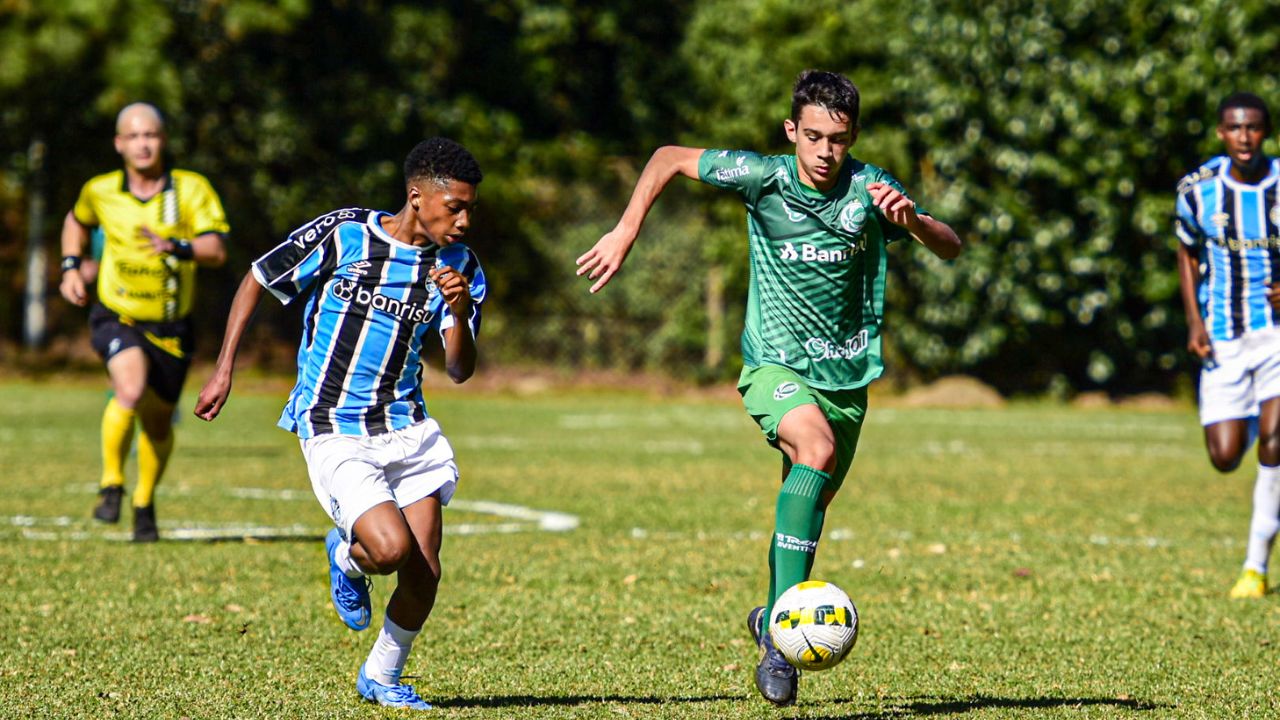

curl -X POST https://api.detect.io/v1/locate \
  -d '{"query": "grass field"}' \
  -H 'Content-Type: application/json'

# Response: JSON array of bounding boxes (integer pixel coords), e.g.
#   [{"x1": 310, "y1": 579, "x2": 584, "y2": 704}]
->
[{"x1": 2, "y1": 377, "x2": 1279, "y2": 719}]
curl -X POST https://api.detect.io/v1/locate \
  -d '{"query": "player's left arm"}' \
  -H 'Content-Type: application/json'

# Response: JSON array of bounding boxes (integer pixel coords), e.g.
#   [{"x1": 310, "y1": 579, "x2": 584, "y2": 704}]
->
[
  {"x1": 867, "y1": 182, "x2": 961, "y2": 259},
  {"x1": 140, "y1": 227, "x2": 227, "y2": 267},
  {"x1": 432, "y1": 265, "x2": 477, "y2": 384}
]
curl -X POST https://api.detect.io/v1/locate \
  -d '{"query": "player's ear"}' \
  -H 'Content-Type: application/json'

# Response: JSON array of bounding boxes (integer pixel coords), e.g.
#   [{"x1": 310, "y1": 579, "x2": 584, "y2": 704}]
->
[
  {"x1": 408, "y1": 186, "x2": 421, "y2": 212},
  {"x1": 783, "y1": 118, "x2": 798, "y2": 143}
]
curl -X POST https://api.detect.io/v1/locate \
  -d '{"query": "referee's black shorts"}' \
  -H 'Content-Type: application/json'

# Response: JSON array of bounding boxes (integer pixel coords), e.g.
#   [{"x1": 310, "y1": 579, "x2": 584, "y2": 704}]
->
[{"x1": 89, "y1": 304, "x2": 195, "y2": 405}]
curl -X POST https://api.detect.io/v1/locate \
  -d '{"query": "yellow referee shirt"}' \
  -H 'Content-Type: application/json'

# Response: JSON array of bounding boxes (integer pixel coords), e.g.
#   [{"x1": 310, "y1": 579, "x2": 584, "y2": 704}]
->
[{"x1": 73, "y1": 169, "x2": 229, "y2": 322}]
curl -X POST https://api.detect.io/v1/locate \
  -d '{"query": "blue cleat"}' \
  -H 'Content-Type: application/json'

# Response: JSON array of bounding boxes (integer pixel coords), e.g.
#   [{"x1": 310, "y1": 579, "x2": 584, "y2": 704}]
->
[
  {"x1": 357, "y1": 664, "x2": 433, "y2": 710},
  {"x1": 325, "y1": 528, "x2": 371, "y2": 631},
  {"x1": 747, "y1": 606, "x2": 798, "y2": 706}
]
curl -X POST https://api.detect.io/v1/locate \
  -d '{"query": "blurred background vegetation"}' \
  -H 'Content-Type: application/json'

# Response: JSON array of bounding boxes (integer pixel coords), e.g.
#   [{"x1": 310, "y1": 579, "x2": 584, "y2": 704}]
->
[{"x1": 3, "y1": 0, "x2": 1278, "y2": 396}]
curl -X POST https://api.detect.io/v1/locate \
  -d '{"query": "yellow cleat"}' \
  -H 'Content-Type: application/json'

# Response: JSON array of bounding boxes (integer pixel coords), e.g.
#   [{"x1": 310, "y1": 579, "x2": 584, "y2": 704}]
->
[{"x1": 1229, "y1": 569, "x2": 1268, "y2": 599}]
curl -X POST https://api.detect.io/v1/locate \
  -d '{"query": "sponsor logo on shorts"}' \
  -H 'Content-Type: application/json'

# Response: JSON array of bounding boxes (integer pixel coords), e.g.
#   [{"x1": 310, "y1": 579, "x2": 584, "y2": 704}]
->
[
  {"x1": 775, "y1": 532, "x2": 818, "y2": 554},
  {"x1": 773, "y1": 381, "x2": 800, "y2": 400},
  {"x1": 108, "y1": 338, "x2": 122, "y2": 357},
  {"x1": 330, "y1": 497, "x2": 345, "y2": 540},
  {"x1": 805, "y1": 330, "x2": 870, "y2": 362}
]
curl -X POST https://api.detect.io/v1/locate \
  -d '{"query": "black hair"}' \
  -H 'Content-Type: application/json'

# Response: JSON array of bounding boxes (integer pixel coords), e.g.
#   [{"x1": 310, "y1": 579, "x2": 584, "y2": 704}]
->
[
  {"x1": 403, "y1": 137, "x2": 483, "y2": 187},
  {"x1": 1217, "y1": 92, "x2": 1272, "y2": 132},
  {"x1": 791, "y1": 70, "x2": 860, "y2": 127}
]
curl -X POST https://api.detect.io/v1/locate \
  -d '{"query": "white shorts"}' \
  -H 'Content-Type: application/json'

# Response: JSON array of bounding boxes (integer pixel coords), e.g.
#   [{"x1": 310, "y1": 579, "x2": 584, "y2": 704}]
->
[
  {"x1": 300, "y1": 418, "x2": 458, "y2": 542},
  {"x1": 1199, "y1": 326, "x2": 1280, "y2": 426}
]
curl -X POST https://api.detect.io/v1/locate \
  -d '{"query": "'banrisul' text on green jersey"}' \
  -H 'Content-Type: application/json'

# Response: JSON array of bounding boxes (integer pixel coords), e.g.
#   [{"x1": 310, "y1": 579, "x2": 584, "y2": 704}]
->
[{"x1": 699, "y1": 150, "x2": 924, "y2": 390}]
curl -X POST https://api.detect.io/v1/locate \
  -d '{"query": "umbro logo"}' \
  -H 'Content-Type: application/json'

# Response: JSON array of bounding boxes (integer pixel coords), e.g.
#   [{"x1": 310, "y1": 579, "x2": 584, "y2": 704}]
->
[{"x1": 349, "y1": 260, "x2": 372, "y2": 276}]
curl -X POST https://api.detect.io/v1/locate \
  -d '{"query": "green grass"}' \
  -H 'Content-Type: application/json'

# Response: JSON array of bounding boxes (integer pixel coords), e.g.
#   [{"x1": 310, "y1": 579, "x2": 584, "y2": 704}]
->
[{"x1": 2, "y1": 378, "x2": 1279, "y2": 718}]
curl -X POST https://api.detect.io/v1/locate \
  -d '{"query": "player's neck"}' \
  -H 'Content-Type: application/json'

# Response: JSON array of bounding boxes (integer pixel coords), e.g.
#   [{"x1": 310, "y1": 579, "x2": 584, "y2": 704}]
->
[
  {"x1": 124, "y1": 165, "x2": 166, "y2": 199},
  {"x1": 1229, "y1": 156, "x2": 1271, "y2": 184},
  {"x1": 381, "y1": 207, "x2": 434, "y2": 248}
]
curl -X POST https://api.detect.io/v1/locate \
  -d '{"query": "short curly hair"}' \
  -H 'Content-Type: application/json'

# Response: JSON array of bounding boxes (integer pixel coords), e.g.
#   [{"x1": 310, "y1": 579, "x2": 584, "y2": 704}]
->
[{"x1": 403, "y1": 137, "x2": 483, "y2": 188}]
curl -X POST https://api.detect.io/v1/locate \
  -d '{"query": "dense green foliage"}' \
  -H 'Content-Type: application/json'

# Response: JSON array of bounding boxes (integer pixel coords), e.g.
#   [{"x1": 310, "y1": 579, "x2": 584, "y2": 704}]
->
[
  {"x1": 4, "y1": 1, "x2": 1279, "y2": 392},
  {"x1": 2, "y1": 380, "x2": 1277, "y2": 718}
]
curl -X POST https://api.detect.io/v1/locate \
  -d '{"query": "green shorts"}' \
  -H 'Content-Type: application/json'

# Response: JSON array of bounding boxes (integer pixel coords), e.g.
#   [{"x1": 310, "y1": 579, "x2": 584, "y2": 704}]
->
[{"x1": 737, "y1": 364, "x2": 868, "y2": 489}]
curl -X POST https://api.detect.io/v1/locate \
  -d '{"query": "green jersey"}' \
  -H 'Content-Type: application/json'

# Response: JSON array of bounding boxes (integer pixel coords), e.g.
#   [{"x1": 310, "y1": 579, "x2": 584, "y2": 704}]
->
[{"x1": 698, "y1": 150, "x2": 922, "y2": 390}]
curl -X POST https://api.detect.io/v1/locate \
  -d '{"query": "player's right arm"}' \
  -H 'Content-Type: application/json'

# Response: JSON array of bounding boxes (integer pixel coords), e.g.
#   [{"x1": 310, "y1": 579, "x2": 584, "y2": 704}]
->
[
  {"x1": 1174, "y1": 189, "x2": 1212, "y2": 361},
  {"x1": 194, "y1": 271, "x2": 265, "y2": 421},
  {"x1": 1176, "y1": 243, "x2": 1212, "y2": 361},
  {"x1": 58, "y1": 211, "x2": 92, "y2": 306},
  {"x1": 576, "y1": 145, "x2": 704, "y2": 293}
]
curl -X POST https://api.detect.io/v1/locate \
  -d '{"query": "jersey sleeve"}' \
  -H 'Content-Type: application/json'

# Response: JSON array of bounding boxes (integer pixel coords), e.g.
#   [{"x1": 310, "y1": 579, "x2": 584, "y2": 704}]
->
[
  {"x1": 1174, "y1": 188, "x2": 1203, "y2": 249},
  {"x1": 435, "y1": 244, "x2": 486, "y2": 340},
  {"x1": 71, "y1": 180, "x2": 99, "y2": 227},
  {"x1": 698, "y1": 150, "x2": 768, "y2": 205},
  {"x1": 251, "y1": 209, "x2": 353, "y2": 305},
  {"x1": 869, "y1": 166, "x2": 927, "y2": 244},
  {"x1": 185, "y1": 175, "x2": 231, "y2": 237}
]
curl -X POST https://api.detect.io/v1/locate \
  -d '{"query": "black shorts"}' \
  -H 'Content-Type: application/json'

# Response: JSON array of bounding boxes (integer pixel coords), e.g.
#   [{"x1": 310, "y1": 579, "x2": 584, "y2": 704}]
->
[{"x1": 88, "y1": 305, "x2": 194, "y2": 404}]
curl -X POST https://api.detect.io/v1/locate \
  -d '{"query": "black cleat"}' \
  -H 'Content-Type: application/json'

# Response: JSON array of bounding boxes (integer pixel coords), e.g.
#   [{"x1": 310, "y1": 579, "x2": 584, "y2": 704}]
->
[
  {"x1": 93, "y1": 486, "x2": 124, "y2": 523},
  {"x1": 132, "y1": 505, "x2": 159, "y2": 543},
  {"x1": 747, "y1": 606, "x2": 798, "y2": 706}
]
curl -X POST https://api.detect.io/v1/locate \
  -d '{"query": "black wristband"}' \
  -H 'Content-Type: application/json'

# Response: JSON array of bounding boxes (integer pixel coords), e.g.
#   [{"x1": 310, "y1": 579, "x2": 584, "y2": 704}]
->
[
  {"x1": 168, "y1": 238, "x2": 195, "y2": 260},
  {"x1": 60, "y1": 255, "x2": 82, "y2": 273}
]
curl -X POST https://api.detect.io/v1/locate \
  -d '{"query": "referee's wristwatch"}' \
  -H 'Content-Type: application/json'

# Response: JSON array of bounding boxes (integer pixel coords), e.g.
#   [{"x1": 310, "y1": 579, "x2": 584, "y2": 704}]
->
[{"x1": 60, "y1": 255, "x2": 82, "y2": 273}]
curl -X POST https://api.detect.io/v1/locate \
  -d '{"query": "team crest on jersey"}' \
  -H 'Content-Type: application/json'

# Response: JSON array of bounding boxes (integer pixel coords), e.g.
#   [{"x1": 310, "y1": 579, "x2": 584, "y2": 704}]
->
[
  {"x1": 773, "y1": 382, "x2": 800, "y2": 400},
  {"x1": 839, "y1": 200, "x2": 867, "y2": 234},
  {"x1": 782, "y1": 201, "x2": 806, "y2": 223},
  {"x1": 1211, "y1": 212, "x2": 1230, "y2": 228}
]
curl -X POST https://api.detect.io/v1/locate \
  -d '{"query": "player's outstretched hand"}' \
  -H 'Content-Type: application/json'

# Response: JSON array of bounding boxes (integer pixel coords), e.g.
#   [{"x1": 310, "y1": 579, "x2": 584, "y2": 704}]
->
[
  {"x1": 59, "y1": 269, "x2": 88, "y2": 307},
  {"x1": 430, "y1": 265, "x2": 472, "y2": 317},
  {"x1": 867, "y1": 182, "x2": 920, "y2": 230},
  {"x1": 575, "y1": 227, "x2": 635, "y2": 294},
  {"x1": 194, "y1": 372, "x2": 232, "y2": 422}
]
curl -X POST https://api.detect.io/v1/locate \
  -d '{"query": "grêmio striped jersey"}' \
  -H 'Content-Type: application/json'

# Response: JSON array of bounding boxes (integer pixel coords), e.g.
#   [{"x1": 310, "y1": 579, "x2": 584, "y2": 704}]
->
[
  {"x1": 1175, "y1": 155, "x2": 1280, "y2": 342},
  {"x1": 699, "y1": 150, "x2": 923, "y2": 390},
  {"x1": 252, "y1": 208, "x2": 486, "y2": 438}
]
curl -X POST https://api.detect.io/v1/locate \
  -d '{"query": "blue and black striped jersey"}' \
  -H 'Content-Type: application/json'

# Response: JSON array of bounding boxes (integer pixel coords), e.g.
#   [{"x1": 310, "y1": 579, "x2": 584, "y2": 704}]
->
[
  {"x1": 252, "y1": 208, "x2": 486, "y2": 438},
  {"x1": 1175, "y1": 156, "x2": 1280, "y2": 341}
]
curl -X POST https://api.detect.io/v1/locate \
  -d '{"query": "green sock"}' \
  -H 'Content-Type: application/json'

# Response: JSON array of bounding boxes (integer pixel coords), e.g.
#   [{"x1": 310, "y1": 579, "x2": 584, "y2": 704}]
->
[{"x1": 762, "y1": 464, "x2": 830, "y2": 632}]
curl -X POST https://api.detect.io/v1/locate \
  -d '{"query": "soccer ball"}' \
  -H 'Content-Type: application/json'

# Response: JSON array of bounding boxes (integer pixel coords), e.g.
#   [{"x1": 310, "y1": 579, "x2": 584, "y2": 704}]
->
[{"x1": 769, "y1": 580, "x2": 859, "y2": 671}]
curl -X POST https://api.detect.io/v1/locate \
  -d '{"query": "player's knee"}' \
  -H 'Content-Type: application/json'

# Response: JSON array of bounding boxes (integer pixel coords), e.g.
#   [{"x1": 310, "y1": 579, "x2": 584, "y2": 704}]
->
[
  {"x1": 1208, "y1": 446, "x2": 1242, "y2": 473},
  {"x1": 358, "y1": 534, "x2": 412, "y2": 575},
  {"x1": 1257, "y1": 435, "x2": 1280, "y2": 467},
  {"x1": 795, "y1": 439, "x2": 836, "y2": 475}
]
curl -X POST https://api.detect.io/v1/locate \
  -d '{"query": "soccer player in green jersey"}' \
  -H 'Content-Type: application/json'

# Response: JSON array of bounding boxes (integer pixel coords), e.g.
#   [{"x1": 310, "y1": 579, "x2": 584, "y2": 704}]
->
[{"x1": 577, "y1": 70, "x2": 961, "y2": 706}]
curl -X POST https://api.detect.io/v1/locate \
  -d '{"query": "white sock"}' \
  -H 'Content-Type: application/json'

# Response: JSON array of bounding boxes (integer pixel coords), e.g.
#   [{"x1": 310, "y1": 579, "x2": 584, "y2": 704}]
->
[
  {"x1": 1244, "y1": 464, "x2": 1280, "y2": 574},
  {"x1": 365, "y1": 616, "x2": 420, "y2": 686},
  {"x1": 334, "y1": 540, "x2": 366, "y2": 579}
]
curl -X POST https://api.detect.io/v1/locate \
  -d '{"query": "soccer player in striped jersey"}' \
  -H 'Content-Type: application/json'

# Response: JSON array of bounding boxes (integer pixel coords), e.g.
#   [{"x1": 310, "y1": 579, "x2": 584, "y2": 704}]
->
[
  {"x1": 1176, "y1": 93, "x2": 1280, "y2": 600},
  {"x1": 577, "y1": 70, "x2": 961, "y2": 705},
  {"x1": 195, "y1": 138, "x2": 485, "y2": 710}
]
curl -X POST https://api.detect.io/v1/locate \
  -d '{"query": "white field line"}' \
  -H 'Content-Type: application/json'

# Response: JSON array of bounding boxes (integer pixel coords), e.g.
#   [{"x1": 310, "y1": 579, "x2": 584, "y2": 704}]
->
[{"x1": 20, "y1": 487, "x2": 581, "y2": 542}]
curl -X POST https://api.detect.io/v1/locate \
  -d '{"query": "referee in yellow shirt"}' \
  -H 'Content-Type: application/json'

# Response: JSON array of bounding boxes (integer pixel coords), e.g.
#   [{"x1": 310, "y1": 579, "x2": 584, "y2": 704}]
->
[{"x1": 58, "y1": 102, "x2": 229, "y2": 542}]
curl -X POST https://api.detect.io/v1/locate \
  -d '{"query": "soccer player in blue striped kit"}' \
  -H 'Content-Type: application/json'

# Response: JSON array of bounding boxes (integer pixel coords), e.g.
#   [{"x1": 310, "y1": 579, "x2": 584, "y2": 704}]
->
[
  {"x1": 1176, "y1": 93, "x2": 1280, "y2": 599},
  {"x1": 195, "y1": 138, "x2": 485, "y2": 709}
]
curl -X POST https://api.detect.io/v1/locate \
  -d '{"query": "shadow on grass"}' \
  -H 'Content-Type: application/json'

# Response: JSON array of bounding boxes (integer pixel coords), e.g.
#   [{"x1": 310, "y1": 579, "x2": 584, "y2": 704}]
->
[
  {"x1": 435, "y1": 694, "x2": 743, "y2": 710},
  {"x1": 802, "y1": 694, "x2": 1162, "y2": 719}
]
